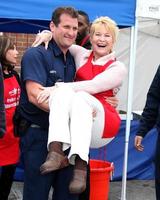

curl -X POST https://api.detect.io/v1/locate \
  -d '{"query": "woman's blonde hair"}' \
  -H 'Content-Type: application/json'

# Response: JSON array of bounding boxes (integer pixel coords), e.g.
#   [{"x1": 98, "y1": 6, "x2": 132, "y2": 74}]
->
[{"x1": 90, "y1": 16, "x2": 119, "y2": 43}]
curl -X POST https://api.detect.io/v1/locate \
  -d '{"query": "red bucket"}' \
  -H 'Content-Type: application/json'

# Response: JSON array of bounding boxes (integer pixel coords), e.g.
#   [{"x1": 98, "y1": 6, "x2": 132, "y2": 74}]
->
[{"x1": 89, "y1": 159, "x2": 114, "y2": 200}]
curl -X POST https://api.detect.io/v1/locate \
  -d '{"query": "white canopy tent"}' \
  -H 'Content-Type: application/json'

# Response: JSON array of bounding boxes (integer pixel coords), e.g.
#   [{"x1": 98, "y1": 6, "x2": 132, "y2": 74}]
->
[
  {"x1": 0, "y1": 1, "x2": 137, "y2": 199},
  {"x1": 1, "y1": 0, "x2": 159, "y2": 199},
  {"x1": 120, "y1": 1, "x2": 160, "y2": 199},
  {"x1": 117, "y1": 2, "x2": 160, "y2": 112}
]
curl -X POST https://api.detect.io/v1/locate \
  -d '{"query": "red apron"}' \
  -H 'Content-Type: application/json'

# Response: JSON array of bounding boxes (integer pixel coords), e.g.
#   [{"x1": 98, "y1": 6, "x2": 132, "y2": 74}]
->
[
  {"x1": 0, "y1": 75, "x2": 20, "y2": 166},
  {"x1": 76, "y1": 52, "x2": 121, "y2": 138}
]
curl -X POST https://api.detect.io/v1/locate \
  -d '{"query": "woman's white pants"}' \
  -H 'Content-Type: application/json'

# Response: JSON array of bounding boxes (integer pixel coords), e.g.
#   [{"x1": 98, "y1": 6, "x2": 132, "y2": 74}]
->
[{"x1": 48, "y1": 86, "x2": 114, "y2": 164}]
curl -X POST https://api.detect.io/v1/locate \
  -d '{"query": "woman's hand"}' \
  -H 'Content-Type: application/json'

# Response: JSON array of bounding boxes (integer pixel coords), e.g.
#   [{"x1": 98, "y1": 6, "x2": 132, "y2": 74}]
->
[
  {"x1": 37, "y1": 86, "x2": 55, "y2": 104},
  {"x1": 105, "y1": 96, "x2": 119, "y2": 108},
  {"x1": 32, "y1": 30, "x2": 52, "y2": 49},
  {"x1": 134, "y1": 136, "x2": 144, "y2": 151}
]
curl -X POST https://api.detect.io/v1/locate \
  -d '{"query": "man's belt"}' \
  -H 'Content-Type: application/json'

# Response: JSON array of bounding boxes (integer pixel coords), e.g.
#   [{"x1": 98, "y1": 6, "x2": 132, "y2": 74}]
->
[{"x1": 30, "y1": 124, "x2": 41, "y2": 128}]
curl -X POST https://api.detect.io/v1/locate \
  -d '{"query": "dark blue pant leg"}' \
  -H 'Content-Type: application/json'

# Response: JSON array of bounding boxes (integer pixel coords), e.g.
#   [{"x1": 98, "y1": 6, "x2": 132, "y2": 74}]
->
[
  {"x1": 0, "y1": 164, "x2": 17, "y2": 199},
  {"x1": 21, "y1": 127, "x2": 54, "y2": 200},
  {"x1": 79, "y1": 163, "x2": 90, "y2": 200},
  {"x1": 21, "y1": 127, "x2": 79, "y2": 200},
  {"x1": 52, "y1": 150, "x2": 79, "y2": 200},
  {"x1": 155, "y1": 133, "x2": 160, "y2": 200}
]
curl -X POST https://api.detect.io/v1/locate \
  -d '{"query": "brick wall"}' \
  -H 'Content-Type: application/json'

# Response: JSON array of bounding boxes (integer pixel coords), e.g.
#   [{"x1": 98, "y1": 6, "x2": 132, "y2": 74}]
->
[{"x1": 4, "y1": 32, "x2": 36, "y2": 72}]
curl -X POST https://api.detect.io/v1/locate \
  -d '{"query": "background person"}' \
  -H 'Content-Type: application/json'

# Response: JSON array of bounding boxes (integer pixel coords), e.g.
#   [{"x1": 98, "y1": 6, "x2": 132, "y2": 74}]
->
[
  {"x1": 19, "y1": 7, "x2": 80, "y2": 200},
  {"x1": 36, "y1": 16, "x2": 127, "y2": 194},
  {"x1": 135, "y1": 65, "x2": 160, "y2": 200},
  {"x1": 0, "y1": 35, "x2": 20, "y2": 200},
  {"x1": 76, "y1": 10, "x2": 91, "y2": 49},
  {"x1": 0, "y1": 63, "x2": 6, "y2": 138}
]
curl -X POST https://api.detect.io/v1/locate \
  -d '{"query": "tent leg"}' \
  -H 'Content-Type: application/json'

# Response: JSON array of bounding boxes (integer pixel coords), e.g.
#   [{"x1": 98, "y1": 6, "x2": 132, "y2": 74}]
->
[{"x1": 121, "y1": 17, "x2": 139, "y2": 200}]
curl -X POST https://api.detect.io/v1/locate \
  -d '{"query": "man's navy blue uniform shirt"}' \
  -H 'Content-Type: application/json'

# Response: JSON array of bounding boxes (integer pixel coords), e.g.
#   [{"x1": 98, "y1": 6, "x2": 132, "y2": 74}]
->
[{"x1": 20, "y1": 39, "x2": 76, "y2": 129}]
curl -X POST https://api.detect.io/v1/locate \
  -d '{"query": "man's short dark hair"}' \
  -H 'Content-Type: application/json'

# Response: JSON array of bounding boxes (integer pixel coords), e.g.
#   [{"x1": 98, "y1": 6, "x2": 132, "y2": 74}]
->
[
  {"x1": 78, "y1": 10, "x2": 90, "y2": 25},
  {"x1": 52, "y1": 7, "x2": 79, "y2": 26}
]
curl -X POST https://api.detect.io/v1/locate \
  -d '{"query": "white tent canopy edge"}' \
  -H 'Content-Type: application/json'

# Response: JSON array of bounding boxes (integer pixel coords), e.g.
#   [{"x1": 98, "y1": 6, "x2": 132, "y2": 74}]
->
[{"x1": 121, "y1": 1, "x2": 160, "y2": 199}]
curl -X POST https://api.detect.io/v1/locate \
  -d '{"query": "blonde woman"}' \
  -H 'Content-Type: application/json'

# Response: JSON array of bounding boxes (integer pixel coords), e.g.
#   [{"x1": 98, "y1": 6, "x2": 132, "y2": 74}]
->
[{"x1": 35, "y1": 16, "x2": 127, "y2": 194}]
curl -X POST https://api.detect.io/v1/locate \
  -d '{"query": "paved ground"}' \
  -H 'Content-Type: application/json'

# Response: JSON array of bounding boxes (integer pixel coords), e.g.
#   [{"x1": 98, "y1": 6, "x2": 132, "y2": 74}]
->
[
  {"x1": 9, "y1": 180, "x2": 155, "y2": 200},
  {"x1": 109, "y1": 180, "x2": 155, "y2": 200}
]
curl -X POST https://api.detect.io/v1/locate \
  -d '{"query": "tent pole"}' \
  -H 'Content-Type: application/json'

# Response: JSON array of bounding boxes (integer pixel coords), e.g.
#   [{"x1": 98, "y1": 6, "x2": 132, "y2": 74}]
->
[{"x1": 121, "y1": 16, "x2": 139, "y2": 200}]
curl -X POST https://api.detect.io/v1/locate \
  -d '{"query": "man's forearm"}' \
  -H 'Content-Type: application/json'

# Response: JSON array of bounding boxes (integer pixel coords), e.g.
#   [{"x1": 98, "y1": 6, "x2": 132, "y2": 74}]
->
[
  {"x1": 30, "y1": 96, "x2": 49, "y2": 112},
  {"x1": 26, "y1": 81, "x2": 50, "y2": 112}
]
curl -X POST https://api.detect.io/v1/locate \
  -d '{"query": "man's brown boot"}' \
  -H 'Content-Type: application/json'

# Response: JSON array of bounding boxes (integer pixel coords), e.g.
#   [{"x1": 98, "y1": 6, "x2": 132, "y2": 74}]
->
[
  {"x1": 69, "y1": 155, "x2": 87, "y2": 194},
  {"x1": 40, "y1": 142, "x2": 69, "y2": 174}
]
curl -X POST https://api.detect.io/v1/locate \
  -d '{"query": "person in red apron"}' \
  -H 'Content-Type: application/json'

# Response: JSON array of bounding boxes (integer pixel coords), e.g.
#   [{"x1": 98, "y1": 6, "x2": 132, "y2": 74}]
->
[
  {"x1": 76, "y1": 10, "x2": 91, "y2": 50},
  {"x1": 0, "y1": 36, "x2": 20, "y2": 200},
  {"x1": 0, "y1": 64, "x2": 6, "y2": 138},
  {"x1": 35, "y1": 16, "x2": 127, "y2": 194}
]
